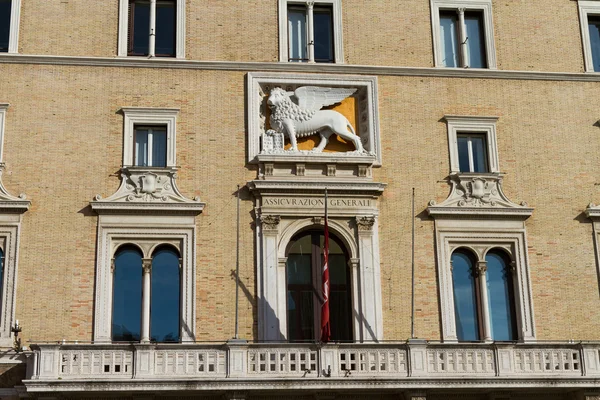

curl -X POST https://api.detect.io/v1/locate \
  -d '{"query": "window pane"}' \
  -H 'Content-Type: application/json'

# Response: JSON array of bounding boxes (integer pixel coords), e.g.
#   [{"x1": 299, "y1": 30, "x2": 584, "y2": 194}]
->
[
  {"x1": 470, "y1": 135, "x2": 488, "y2": 173},
  {"x1": 155, "y1": 0, "x2": 176, "y2": 57},
  {"x1": 465, "y1": 11, "x2": 487, "y2": 68},
  {"x1": 589, "y1": 16, "x2": 600, "y2": 72},
  {"x1": 457, "y1": 136, "x2": 471, "y2": 172},
  {"x1": 451, "y1": 250, "x2": 480, "y2": 341},
  {"x1": 0, "y1": 0, "x2": 10, "y2": 52},
  {"x1": 329, "y1": 253, "x2": 351, "y2": 341},
  {"x1": 151, "y1": 128, "x2": 167, "y2": 167},
  {"x1": 485, "y1": 251, "x2": 518, "y2": 341},
  {"x1": 151, "y1": 247, "x2": 180, "y2": 342},
  {"x1": 112, "y1": 247, "x2": 142, "y2": 342},
  {"x1": 440, "y1": 11, "x2": 459, "y2": 67},
  {"x1": 131, "y1": 0, "x2": 150, "y2": 55},
  {"x1": 287, "y1": 254, "x2": 311, "y2": 285},
  {"x1": 135, "y1": 128, "x2": 149, "y2": 166},
  {"x1": 288, "y1": 7, "x2": 307, "y2": 61},
  {"x1": 314, "y1": 7, "x2": 334, "y2": 63}
]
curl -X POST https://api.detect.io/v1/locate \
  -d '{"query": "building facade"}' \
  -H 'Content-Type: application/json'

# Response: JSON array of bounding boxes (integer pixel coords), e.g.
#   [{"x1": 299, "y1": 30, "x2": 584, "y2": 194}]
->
[{"x1": 0, "y1": 0, "x2": 600, "y2": 399}]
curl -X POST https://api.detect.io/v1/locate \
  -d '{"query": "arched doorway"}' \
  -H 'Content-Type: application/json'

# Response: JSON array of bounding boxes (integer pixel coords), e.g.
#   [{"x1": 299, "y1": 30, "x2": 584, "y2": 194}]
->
[{"x1": 285, "y1": 230, "x2": 352, "y2": 342}]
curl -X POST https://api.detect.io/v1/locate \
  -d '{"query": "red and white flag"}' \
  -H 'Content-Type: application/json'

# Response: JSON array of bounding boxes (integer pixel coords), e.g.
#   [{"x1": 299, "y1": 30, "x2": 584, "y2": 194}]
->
[{"x1": 321, "y1": 189, "x2": 331, "y2": 343}]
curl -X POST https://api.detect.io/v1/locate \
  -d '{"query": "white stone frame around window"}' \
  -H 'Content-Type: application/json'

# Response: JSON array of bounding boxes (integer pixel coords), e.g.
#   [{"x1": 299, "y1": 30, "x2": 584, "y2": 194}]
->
[
  {"x1": 117, "y1": 0, "x2": 186, "y2": 59},
  {"x1": 121, "y1": 108, "x2": 178, "y2": 167},
  {"x1": 278, "y1": 0, "x2": 344, "y2": 63},
  {"x1": 430, "y1": 0, "x2": 497, "y2": 69},
  {"x1": 444, "y1": 115, "x2": 499, "y2": 174},
  {"x1": 3, "y1": 0, "x2": 21, "y2": 54},
  {"x1": 93, "y1": 216, "x2": 197, "y2": 343},
  {"x1": 578, "y1": 1, "x2": 600, "y2": 72},
  {"x1": 435, "y1": 221, "x2": 536, "y2": 343}
]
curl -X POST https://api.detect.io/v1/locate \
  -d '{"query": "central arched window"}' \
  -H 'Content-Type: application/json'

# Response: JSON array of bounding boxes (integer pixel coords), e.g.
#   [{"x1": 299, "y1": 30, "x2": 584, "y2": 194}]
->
[
  {"x1": 286, "y1": 230, "x2": 352, "y2": 342},
  {"x1": 112, "y1": 244, "x2": 181, "y2": 342}
]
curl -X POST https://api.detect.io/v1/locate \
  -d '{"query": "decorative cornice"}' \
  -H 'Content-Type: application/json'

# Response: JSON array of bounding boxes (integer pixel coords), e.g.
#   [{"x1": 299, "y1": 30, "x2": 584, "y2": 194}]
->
[
  {"x1": 90, "y1": 167, "x2": 205, "y2": 215},
  {"x1": 249, "y1": 180, "x2": 386, "y2": 196},
  {"x1": 0, "y1": 163, "x2": 30, "y2": 214},
  {"x1": 428, "y1": 173, "x2": 533, "y2": 218},
  {"x1": 1, "y1": 54, "x2": 600, "y2": 82}
]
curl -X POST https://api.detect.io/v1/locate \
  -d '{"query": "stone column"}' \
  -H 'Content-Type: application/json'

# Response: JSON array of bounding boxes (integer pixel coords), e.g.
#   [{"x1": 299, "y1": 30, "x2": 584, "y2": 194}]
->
[
  {"x1": 149, "y1": 0, "x2": 157, "y2": 57},
  {"x1": 348, "y1": 257, "x2": 361, "y2": 341},
  {"x1": 458, "y1": 8, "x2": 468, "y2": 67},
  {"x1": 356, "y1": 216, "x2": 383, "y2": 342},
  {"x1": 259, "y1": 215, "x2": 283, "y2": 341},
  {"x1": 307, "y1": 1, "x2": 315, "y2": 63},
  {"x1": 476, "y1": 260, "x2": 492, "y2": 342},
  {"x1": 141, "y1": 258, "x2": 152, "y2": 343}
]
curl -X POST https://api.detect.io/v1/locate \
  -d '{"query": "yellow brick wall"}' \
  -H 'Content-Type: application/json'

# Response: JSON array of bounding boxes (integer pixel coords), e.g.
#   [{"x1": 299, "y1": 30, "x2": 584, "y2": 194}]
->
[{"x1": 1, "y1": 61, "x2": 600, "y2": 343}]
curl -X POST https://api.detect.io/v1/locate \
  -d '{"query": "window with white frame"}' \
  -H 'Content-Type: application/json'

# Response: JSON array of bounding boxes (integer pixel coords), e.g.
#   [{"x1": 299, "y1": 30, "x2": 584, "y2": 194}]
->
[
  {"x1": 0, "y1": 0, "x2": 21, "y2": 53},
  {"x1": 444, "y1": 115, "x2": 499, "y2": 174},
  {"x1": 118, "y1": 0, "x2": 185, "y2": 58},
  {"x1": 278, "y1": 0, "x2": 344, "y2": 63},
  {"x1": 122, "y1": 108, "x2": 178, "y2": 167},
  {"x1": 578, "y1": 1, "x2": 600, "y2": 72},
  {"x1": 430, "y1": 0, "x2": 496, "y2": 69}
]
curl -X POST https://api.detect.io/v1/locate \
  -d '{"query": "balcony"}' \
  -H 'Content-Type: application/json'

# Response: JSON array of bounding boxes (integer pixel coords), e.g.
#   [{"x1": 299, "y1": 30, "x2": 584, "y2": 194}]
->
[{"x1": 22, "y1": 341, "x2": 600, "y2": 395}]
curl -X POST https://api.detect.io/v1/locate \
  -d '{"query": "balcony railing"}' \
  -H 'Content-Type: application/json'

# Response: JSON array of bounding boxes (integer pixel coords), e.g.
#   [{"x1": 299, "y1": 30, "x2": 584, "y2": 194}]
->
[{"x1": 22, "y1": 341, "x2": 600, "y2": 393}]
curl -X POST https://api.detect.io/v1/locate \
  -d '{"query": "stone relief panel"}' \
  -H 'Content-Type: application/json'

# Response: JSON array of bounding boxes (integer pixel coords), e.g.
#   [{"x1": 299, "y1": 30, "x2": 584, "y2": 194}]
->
[{"x1": 247, "y1": 73, "x2": 381, "y2": 165}]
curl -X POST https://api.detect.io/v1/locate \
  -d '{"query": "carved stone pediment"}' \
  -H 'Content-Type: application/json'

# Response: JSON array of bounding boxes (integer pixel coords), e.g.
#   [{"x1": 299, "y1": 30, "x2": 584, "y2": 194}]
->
[
  {"x1": 427, "y1": 173, "x2": 533, "y2": 218},
  {"x1": 90, "y1": 167, "x2": 204, "y2": 215},
  {"x1": 0, "y1": 163, "x2": 30, "y2": 214}
]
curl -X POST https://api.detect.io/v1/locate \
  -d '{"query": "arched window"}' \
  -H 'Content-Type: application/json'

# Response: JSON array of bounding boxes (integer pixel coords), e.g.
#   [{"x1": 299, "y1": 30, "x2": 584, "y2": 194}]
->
[
  {"x1": 451, "y1": 249, "x2": 481, "y2": 341},
  {"x1": 150, "y1": 246, "x2": 180, "y2": 342},
  {"x1": 485, "y1": 249, "x2": 518, "y2": 341},
  {"x1": 286, "y1": 230, "x2": 352, "y2": 342},
  {"x1": 112, "y1": 246, "x2": 143, "y2": 342}
]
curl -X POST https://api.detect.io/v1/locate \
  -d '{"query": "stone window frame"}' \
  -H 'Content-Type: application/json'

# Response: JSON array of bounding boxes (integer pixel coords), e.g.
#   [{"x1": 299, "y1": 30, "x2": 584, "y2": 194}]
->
[
  {"x1": 436, "y1": 227, "x2": 536, "y2": 343},
  {"x1": 278, "y1": 0, "x2": 345, "y2": 63},
  {"x1": 2, "y1": 0, "x2": 21, "y2": 53},
  {"x1": 430, "y1": 0, "x2": 497, "y2": 69},
  {"x1": 93, "y1": 221, "x2": 197, "y2": 343},
  {"x1": 444, "y1": 115, "x2": 500, "y2": 174},
  {"x1": 117, "y1": 0, "x2": 186, "y2": 59},
  {"x1": 121, "y1": 108, "x2": 179, "y2": 168},
  {"x1": 578, "y1": 1, "x2": 600, "y2": 72}
]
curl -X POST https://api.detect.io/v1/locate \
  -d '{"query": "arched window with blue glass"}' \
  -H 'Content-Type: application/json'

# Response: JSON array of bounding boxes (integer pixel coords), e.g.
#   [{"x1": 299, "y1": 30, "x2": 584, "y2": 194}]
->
[
  {"x1": 112, "y1": 245, "x2": 143, "y2": 342},
  {"x1": 485, "y1": 249, "x2": 518, "y2": 341},
  {"x1": 150, "y1": 245, "x2": 181, "y2": 342},
  {"x1": 451, "y1": 248, "x2": 481, "y2": 341}
]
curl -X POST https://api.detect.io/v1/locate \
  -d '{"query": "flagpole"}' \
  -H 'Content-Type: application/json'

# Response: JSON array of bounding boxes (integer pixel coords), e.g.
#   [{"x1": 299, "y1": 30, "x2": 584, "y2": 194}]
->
[
  {"x1": 234, "y1": 184, "x2": 241, "y2": 340},
  {"x1": 411, "y1": 187, "x2": 415, "y2": 339},
  {"x1": 321, "y1": 187, "x2": 331, "y2": 343}
]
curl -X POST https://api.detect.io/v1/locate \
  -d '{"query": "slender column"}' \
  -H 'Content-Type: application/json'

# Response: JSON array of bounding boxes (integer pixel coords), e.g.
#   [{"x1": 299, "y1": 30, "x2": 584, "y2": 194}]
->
[
  {"x1": 141, "y1": 258, "x2": 152, "y2": 343},
  {"x1": 258, "y1": 215, "x2": 283, "y2": 341},
  {"x1": 457, "y1": 8, "x2": 468, "y2": 67},
  {"x1": 149, "y1": 0, "x2": 157, "y2": 57},
  {"x1": 307, "y1": 1, "x2": 315, "y2": 63},
  {"x1": 476, "y1": 260, "x2": 492, "y2": 342}
]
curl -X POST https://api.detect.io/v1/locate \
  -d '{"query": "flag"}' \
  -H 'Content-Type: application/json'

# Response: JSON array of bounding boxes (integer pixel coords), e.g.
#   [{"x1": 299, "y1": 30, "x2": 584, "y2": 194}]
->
[{"x1": 321, "y1": 189, "x2": 331, "y2": 343}]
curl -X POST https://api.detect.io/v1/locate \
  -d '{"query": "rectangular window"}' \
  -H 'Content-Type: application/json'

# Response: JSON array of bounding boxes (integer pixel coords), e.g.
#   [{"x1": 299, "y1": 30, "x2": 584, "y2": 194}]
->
[
  {"x1": 279, "y1": 0, "x2": 343, "y2": 63},
  {"x1": 0, "y1": 0, "x2": 10, "y2": 52},
  {"x1": 457, "y1": 133, "x2": 488, "y2": 173},
  {"x1": 122, "y1": 0, "x2": 180, "y2": 58},
  {"x1": 588, "y1": 16, "x2": 600, "y2": 71},
  {"x1": 431, "y1": 0, "x2": 496, "y2": 68},
  {"x1": 134, "y1": 126, "x2": 167, "y2": 167}
]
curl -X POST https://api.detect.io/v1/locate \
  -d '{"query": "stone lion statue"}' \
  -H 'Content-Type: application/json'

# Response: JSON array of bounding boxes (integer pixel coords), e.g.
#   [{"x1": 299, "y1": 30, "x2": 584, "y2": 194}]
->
[{"x1": 266, "y1": 86, "x2": 364, "y2": 153}]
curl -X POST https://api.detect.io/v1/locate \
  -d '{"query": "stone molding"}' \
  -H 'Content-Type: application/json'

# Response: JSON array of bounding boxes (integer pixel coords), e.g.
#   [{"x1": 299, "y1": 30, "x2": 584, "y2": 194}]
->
[
  {"x1": 6, "y1": 0, "x2": 21, "y2": 54},
  {"x1": 428, "y1": 173, "x2": 534, "y2": 218},
  {"x1": 247, "y1": 72, "x2": 381, "y2": 165},
  {"x1": 444, "y1": 115, "x2": 500, "y2": 174},
  {"x1": 578, "y1": 1, "x2": 600, "y2": 72},
  {"x1": 3, "y1": 54, "x2": 600, "y2": 82},
  {"x1": 90, "y1": 167, "x2": 205, "y2": 215}
]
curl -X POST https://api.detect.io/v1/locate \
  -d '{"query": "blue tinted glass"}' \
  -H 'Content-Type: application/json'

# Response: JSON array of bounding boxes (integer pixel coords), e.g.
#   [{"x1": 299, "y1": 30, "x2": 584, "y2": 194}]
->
[
  {"x1": 457, "y1": 136, "x2": 470, "y2": 172},
  {"x1": 287, "y1": 254, "x2": 311, "y2": 284},
  {"x1": 132, "y1": 1, "x2": 150, "y2": 55},
  {"x1": 112, "y1": 247, "x2": 142, "y2": 341},
  {"x1": 151, "y1": 128, "x2": 167, "y2": 167},
  {"x1": 151, "y1": 247, "x2": 180, "y2": 342},
  {"x1": 589, "y1": 17, "x2": 600, "y2": 72},
  {"x1": 0, "y1": 0, "x2": 10, "y2": 52},
  {"x1": 485, "y1": 251, "x2": 517, "y2": 341},
  {"x1": 451, "y1": 251, "x2": 480, "y2": 341},
  {"x1": 470, "y1": 135, "x2": 488, "y2": 173},
  {"x1": 135, "y1": 129, "x2": 149, "y2": 166},
  {"x1": 440, "y1": 11, "x2": 459, "y2": 67},
  {"x1": 288, "y1": 8, "x2": 307, "y2": 61},
  {"x1": 314, "y1": 8, "x2": 334, "y2": 63},
  {"x1": 465, "y1": 11, "x2": 487, "y2": 68},
  {"x1": 155, "y1": 1, "x2": 175, "y2": 56}
]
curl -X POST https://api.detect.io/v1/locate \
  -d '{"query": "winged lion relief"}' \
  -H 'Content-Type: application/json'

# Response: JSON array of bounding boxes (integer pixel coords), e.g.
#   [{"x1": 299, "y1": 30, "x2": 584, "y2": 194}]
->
[{"x1": 263, "y1": 86, "x2": 365, "y2": 154}]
